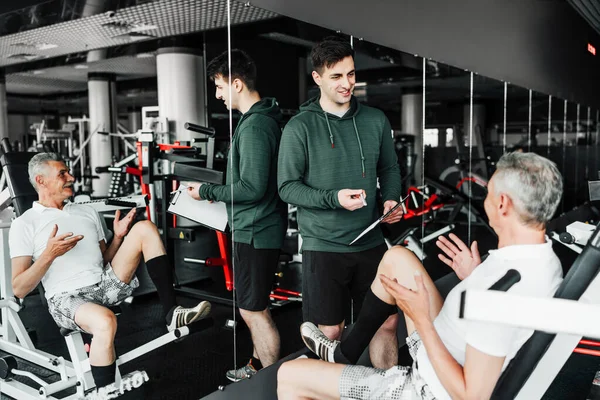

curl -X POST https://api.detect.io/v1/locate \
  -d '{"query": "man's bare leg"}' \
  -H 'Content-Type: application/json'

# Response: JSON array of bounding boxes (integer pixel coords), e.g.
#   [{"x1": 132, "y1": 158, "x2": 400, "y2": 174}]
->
[
  {"x1": 75, "y1": 303, "x2": 118, "y2": 387},
  {"x1": 319, "y1": 321, "x2": 345, "y2": 341},
  {"x1": 240, "y1": 308, "x2": 280, "y2": 367},
  {"x1": 369, "y1": 313, "x2": 398, "y2": 368},
  {"x1": 372, "y1": 246, "x2": 444, "y2": 335},
  {"x1": 277, "y1": 359, "x2": 345, "y2": 400},
  {"x1": 109, "y1": 220, "x2": 165, "y2": 283}
]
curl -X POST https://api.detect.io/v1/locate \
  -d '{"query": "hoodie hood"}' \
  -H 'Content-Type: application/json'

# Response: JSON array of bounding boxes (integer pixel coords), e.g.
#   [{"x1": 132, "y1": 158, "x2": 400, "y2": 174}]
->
[
  {"x1": 298, "y1": 95, "x2": 366, "y2": 177},
  {"x1": 241, "y1": 97, "x2": 284, "y2": 125},
  {"x1": 299, "y1": 95, "x2": 360, "y2": 118}
]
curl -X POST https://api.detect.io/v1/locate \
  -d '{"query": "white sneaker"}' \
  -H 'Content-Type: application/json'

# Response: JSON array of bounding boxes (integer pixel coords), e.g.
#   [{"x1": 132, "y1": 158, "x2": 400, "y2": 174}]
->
[
  {"x1": 167, "y1": 301, "x2": 211, "y2": 332},
  {"x1": 300, "y1": 322, "x2": 340, "y2": 363}
]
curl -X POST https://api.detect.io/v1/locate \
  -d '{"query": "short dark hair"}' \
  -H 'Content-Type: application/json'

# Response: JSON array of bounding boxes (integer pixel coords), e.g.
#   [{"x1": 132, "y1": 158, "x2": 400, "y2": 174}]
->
[
  {"x1": 311, "y1": 36, "x2": 355, "y2": 74},
  {"x1": 206, "y1": 49, "x2": 257, "y2": 92}
]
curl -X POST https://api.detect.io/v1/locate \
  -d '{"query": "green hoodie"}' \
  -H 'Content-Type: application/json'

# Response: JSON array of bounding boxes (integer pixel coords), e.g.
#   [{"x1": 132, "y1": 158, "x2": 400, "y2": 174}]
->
[
  {"x1": 199, "y1": 97, "x2": 287, "y2": 249},
  {"x1": 278, "y1": 96, "x2": 401, "y2": 253}
]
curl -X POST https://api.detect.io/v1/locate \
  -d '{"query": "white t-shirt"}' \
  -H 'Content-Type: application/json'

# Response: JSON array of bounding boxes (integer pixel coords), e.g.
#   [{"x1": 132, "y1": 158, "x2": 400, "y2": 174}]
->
[
  {"x1": 9, "y1": 202, "x2": 107, "y2": 299},
  {"x1": 417, "y1": 237, "x2": 563, "y2": 400}
]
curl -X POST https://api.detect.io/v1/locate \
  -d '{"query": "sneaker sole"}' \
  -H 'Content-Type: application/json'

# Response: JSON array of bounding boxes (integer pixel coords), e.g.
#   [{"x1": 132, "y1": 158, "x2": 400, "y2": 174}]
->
[
  {"x1": 225, "y1": 374, "x2": 241, "y2": 383},
  {"x1": 187, "y1": 301, "x2": 211, "y2": 325}
]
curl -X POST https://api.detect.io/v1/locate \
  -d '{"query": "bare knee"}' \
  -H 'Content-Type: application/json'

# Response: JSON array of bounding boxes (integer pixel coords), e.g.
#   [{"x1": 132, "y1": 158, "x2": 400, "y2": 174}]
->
[
  {"x1": 378, "y1": 247, "x2": 427, "y2": 282},
  {"x1": 320, "y1": 324, "x2": 343, "y2": 340},
  {"x1": 89, "y1": 310, "x2": 117, "y2": 340},
  {"x1": 129, "y1": 220, "x2": 158, "y2": 239},
  {"x1": 277, "y1": 361, "x2": 300, "y2": 398}
]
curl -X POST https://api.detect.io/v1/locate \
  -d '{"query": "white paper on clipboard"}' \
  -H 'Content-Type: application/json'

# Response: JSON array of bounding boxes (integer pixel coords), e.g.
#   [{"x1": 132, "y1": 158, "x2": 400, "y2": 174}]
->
[
  {"x1": 349, "y1": 194, "x2": 410, "y2": 246},
  {"x1": 167, "y1": 185, "x2": 228, "y2": 232}
]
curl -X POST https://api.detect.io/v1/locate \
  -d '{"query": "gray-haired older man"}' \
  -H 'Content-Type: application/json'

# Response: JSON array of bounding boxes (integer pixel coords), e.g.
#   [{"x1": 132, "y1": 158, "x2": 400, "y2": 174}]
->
[
  {"x1": 8, "y1": 153, "x2": 211, "y2": 390},
  {"x1": 278, "y1": 152, "x2": 564, "y2": 400}
]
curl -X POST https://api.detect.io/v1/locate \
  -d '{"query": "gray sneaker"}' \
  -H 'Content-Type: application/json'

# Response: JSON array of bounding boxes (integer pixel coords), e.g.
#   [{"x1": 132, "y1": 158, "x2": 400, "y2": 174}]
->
[
  {"x1": 225, "y1": 361, "x2": 258, "y2": 382},
  {"x1": 300, "y1": 321, "x2": 340, "y2": 363}
]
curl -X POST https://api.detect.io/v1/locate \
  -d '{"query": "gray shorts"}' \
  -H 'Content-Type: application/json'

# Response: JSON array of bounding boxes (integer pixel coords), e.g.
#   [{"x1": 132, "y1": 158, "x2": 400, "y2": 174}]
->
[
  {"x1": 339, "y1": 331, "x2": 436, "y2": 400},
  {"x1": 47, "y1": 265, "x2": 139, "y2": 333}
]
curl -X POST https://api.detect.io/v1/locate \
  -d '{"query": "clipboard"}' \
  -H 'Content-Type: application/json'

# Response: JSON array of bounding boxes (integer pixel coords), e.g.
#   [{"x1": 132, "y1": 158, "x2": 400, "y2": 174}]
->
[
  {"x1": 167, "y1": 185, "x2": 228, "y2": 232},
  {"x1": 349, "y1": 194, "x2": 410, "y2": 246}
]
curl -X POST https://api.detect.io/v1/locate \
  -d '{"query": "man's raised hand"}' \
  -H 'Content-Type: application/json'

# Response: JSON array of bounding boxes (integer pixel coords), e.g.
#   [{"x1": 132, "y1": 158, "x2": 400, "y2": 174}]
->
[
  {"x1": 113, "y1": 208, "x2": 136, "y2": 239},
  {"x1": 44, "y1": 224, "x2": 84, "y2": 259},
  {"x1": 436, "y1": 233, "x2": 481, "y2": 280}
]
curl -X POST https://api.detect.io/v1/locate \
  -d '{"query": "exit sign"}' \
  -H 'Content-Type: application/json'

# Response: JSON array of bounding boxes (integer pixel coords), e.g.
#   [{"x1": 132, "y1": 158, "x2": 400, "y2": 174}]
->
[{"x1": 589, "y1": 43, "x2": 596, "y2": 55}]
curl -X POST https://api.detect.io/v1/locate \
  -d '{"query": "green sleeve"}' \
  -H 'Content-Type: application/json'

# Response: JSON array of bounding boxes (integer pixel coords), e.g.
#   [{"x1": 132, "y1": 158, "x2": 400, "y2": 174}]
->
[
  {"x1": 377, "y1": 117, "x2": 402, "y2": 202},
  {"x1": 277, "y1": 124, "x2": 341, "y2": 209},
  {"x1": 199, "y1": 126, "x2": 273, "y2": 204}
]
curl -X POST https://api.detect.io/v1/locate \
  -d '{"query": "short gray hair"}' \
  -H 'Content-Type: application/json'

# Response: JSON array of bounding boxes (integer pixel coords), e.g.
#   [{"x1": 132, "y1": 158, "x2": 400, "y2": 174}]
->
[
  {"x1": 493, "y1": 152, "x2": 563, "y2": 226},
  {"x1": 28, "y1": 153, "x2": 65, "y2": 191}
]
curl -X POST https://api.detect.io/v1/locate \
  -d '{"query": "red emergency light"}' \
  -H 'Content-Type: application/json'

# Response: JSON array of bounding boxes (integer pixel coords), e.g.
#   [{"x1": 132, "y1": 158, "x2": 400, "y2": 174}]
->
[{"x1": 588, "y1": 43, "x2": 596, "y2": 56}]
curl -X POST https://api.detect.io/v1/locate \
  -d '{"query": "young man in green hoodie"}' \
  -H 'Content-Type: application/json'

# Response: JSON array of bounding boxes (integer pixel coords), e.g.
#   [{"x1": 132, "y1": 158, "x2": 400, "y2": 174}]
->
[
  {"x1": 186, "y1": 49, "x2": 287, "y2": 381},
  {"x1": 278, "y1": 37, "x2": 403, "y2": 368}
]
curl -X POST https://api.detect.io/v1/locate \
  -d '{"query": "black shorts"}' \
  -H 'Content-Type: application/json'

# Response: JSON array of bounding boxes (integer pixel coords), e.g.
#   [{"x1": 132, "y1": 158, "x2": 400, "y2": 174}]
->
[
  {"x1": 302, "y1": 244, "x2": 388, "y2": 326},
  {"x1": 233, "y1": 242, "x2": 280, "y2": 311}
]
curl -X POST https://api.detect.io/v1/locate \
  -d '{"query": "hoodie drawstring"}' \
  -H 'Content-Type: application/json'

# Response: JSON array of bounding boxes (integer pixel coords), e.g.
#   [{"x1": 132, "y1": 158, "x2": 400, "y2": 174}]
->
[
  {"x1": 324, "y1": 112, "x2": 366, "y2": 177},
  {"x1": 324, "y1": 112, "x2": 335, "y2": 148},
  {"x1": 352, "y1": 117, "x2": 366, "y2": 178}
]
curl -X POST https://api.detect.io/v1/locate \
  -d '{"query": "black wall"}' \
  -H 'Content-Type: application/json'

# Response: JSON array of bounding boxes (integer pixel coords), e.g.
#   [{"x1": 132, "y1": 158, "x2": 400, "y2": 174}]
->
[{"x1": 250, "y1": 0, "x2": 600, "y2": 109}]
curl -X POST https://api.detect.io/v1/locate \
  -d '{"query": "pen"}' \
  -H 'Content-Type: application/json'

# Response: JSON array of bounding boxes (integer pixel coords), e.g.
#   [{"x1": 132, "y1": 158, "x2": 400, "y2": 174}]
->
[{"x1": 170, "y1": 187, "x2": 188, "y2": 195}]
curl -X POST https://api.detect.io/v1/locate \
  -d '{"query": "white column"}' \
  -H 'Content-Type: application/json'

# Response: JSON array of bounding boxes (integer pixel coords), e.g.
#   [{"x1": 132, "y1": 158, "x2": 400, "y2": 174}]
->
[
  {"x1": 127, "y1": 108, "x2": 141, "y2": 133},
  {"x1": 156, "y1": 47, "x2": 207, "y2": 144},
  {"x1": 88, "y1": 72, "x2": 117, "y2": 196},
  {"x1": 0, "y1": 73, "x2": 8, "y2": 140},
  {"x1": 402, "y1": 91, "x2": 424, "y2": 185}
]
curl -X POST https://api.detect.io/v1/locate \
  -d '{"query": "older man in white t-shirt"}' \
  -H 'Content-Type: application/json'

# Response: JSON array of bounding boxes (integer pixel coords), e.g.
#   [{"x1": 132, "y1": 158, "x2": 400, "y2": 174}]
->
[
  {"x1": 8, "y1": 153, "x2": 211, "y2": 390},
  {"x1": 277, "y1": 151, "x2": 564, "y2": 400}
]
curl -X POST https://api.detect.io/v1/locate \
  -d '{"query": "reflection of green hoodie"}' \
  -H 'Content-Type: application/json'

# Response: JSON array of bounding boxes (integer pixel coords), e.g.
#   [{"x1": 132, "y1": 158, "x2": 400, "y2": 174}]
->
[
  {"x1": 199, "y1": 97, "x2": 286, "y2": 249},
  {"x1": 278, "y1": 96, "x2": 401, "y2": 253}
]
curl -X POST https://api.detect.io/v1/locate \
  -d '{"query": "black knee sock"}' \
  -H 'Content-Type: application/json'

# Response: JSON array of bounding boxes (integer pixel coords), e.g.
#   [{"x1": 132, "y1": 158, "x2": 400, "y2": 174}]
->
[
  {"x1": 336, "y1": 288, "x2": 397, "y2": 364},
  {"x1": 145, "y1": 255, "x2": 177, "y2": 321},
  {"x1": 91, "y1": 363, "x2": 116, "y2": 388}
]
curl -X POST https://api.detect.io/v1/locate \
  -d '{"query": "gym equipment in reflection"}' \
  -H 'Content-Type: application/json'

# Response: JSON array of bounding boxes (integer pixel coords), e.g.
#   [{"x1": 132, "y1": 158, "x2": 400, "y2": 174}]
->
[
  {"x1": 135, "y1": 122, "x2": 301, "y2": 307},
  {"x1": 390, "y1": 176, "x2": 494, "y2": 260},
  {"x1": 0, "y1": 147, "x2": 212, "y2": 399}
]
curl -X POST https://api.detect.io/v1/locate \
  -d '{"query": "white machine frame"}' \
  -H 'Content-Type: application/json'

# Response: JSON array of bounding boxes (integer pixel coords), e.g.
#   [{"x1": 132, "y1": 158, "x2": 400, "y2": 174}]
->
[
  {"x1": 0, "y1": 187, "x2": 191, "y2": 399},
  {"x1": 460, "y1": 267, "x2": 600, "y2": 399}
]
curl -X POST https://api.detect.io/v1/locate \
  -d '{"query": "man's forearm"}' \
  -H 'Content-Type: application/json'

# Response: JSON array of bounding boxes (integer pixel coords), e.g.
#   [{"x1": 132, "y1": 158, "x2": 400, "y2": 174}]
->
[
  {"x1": 12, "y1": 253, "x2": 54, "y2": 298},
  {"x1": 103, "y1": 236, "x2": 124, "y2": 264},
  {"x1": 416, "y1": 321, "x2": 467, "y2": 400}
]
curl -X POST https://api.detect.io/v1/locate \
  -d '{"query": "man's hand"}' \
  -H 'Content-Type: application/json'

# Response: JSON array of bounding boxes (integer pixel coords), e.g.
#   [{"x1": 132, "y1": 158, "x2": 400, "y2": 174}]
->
[
  {"x1": 380, "y1": 272, "x2": 431, "y2": 326},
  {"x1": 44, "y1": 224, "x2": 84, "y2": 260},
  {"x1": 338, "y1": 189, "x2": 366, "y2": 211},
  {"x1": 382, "y1": 200, "x2": 403, "y2": 224},
  {"x1": 436, "y1": 233, "x2": 481, "y2": 280},
  {"x1": 113, "y1": 208, "x2": 136, "y2": 240},
  {"x1": 185, "y1": 182, "x2": 203, "y2": 201}
]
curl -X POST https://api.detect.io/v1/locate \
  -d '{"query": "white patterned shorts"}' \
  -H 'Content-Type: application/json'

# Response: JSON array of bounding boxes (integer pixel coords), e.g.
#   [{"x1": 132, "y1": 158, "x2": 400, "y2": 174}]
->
[
  {"x1": 47, "y1": 265, "x2": 139, "y2": 333},
  {"x1": 339, "y1": 330, "x2": 436, "y2": 400}
]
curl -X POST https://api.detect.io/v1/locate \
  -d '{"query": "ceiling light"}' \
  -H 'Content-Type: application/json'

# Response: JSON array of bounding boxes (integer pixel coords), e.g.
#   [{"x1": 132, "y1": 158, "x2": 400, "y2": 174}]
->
[
  {"x1": 355, "y1": 82, "x2": 367, "y2": 87},
  {"x1": 6, "y1": 53, "x2": 42, "y2": 61},
  {"x1": 130, "y1": 23, "x2": 158, "y2": 33},
  {"x1": 12, "y1": 42, "x2": 58, "y2": 50},
  {"x1": 32, "y1": 70, "x2": 45, "y2": 75},
  {"x1": 74, "y1": 64, "x2": 89, "y2": 69},
  {"x1": 136, "y1": 53, "x2": 155, "y2": 58}
]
